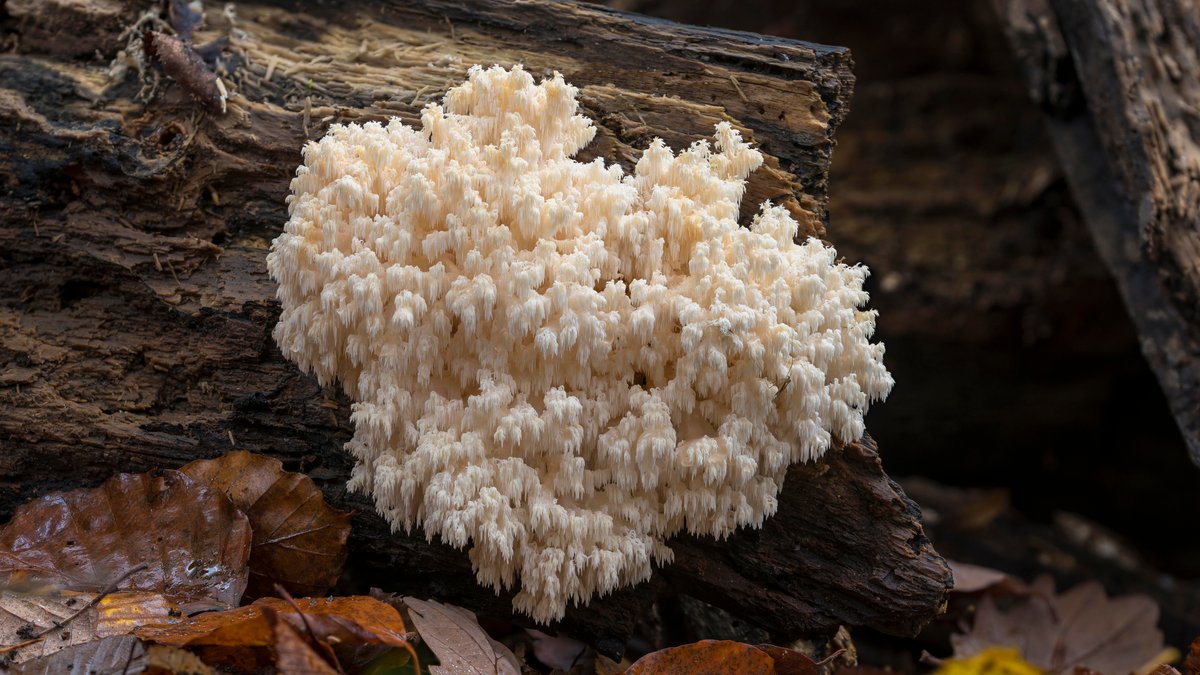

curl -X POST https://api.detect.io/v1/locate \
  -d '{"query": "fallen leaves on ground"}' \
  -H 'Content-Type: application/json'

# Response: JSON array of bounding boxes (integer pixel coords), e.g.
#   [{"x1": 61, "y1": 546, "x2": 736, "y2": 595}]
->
[
  {"x1": 949, "y1": 561, "x2": 1028, "y2": 595},
  {"x1": 136, "y1": 596, "x2": 411, "y2": 648},
  {"x1": 0, "y1": 470, "x2": 251, "y2": 607},
  {"x1": 404, "y1": 597, "x2": 519, "y2": 674},
  {"x1": 0, "y1": 588, "x2": 179, "y2": 660},
  {"x1": 755, "y1": 643, "x2": 828, "y2": 675},
  {"x1": 135, "y1": 595, "x2": 415, "y2": 672},
  {"x1": 8, "y1": 635, "x2": 147, "y2": 675},
  {"x1": 528, "y1": 628, "x2": 589, "y2": 671},
  {"x1": 951, "y1": 577, "x2": 1164, "y2": 674},
  {"x1": 934, "y1": 647, "x2": 1042, "y2": 675},
  {"x1": 182, "y1": 451, "x2": 352, "y2": 599},
  {"x1": 262, "y1": 605, "x2": 341, "y2": 674},
  {"x1": 626, "y1": 639, "x2": 827, "y2": 674}
]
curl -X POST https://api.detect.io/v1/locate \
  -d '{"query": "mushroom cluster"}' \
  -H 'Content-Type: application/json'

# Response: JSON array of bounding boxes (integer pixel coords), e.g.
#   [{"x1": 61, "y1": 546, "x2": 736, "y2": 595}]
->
[{"x1": 267, "y1": 65, "x2": 893, "y2": 622}]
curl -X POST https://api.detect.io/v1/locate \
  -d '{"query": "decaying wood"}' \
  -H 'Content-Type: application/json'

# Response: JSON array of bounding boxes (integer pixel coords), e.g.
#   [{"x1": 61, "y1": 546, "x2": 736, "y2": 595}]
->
[
  {"x1": 995, "y1": 0, "x2": 1200, "y2": 465},
  {"x1": 0, "y1": 0, "x2": 950, "y2": 645}
]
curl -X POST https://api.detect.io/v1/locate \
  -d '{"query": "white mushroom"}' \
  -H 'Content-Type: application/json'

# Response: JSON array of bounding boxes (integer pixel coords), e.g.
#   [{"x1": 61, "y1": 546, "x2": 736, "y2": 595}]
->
[{"x1": 267, "y1": 64, "x2": 893, "y2": 623}]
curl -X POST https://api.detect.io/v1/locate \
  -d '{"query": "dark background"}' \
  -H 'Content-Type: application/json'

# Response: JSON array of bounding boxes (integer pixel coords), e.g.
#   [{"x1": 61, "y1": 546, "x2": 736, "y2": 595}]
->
[{"x1": 599, "y1": 0, "x2": 1199, "y2": 578}]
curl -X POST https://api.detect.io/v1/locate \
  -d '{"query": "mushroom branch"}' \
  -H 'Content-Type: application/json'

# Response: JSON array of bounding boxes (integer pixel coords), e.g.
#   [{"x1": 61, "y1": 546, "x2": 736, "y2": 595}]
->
[
  {"x1": 0, "y1": 0, "x2": 951, "y2": 643},
  {"x1": 269, "y1": 65, "x2": 894, "y2": 623}
]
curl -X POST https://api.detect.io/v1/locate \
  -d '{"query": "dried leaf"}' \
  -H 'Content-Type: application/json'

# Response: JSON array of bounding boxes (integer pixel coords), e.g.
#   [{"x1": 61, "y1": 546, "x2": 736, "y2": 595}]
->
[
  {"x1": 627, "y1": 640, "x2": 777, "y2": 674},
  {"x1": 0, "y1": 471, "x2": 251, "y2": 606},
  {"x1": 262, "y1": 606, "x2": 340, "y2": 675},
  {"x1": 527, "y1": 628, "x2": 588, "y2": 672},
  {"x1": 755, "y1": 644, "x2": 823, "y2": 675},
  {"x1": 136, "y1": 596, "x2": 411, "y2": 648},
  {"x1": 182, "y1": 451, "x2": 352, "y2": 598},
  {"x1": 404, "y1": 597, "x2": 517, "y2": 675},
  {"x1": 0, "y1": 590, "x2": 178, "y2": 663},
  {"x1": 934, "y1": 647, "x2": 1041, "y2": 675},
  {"x1": 145, "y1": 644, "x2": 215, "y2": 674},
  {"x1": 951, "y1": 577, "x2": 1163, "y2": 674},
  {"x1": 949, "y1": 561, "x2": 1016, "y2": 594},
  {"x1": 10, "y1": 635, "x2": 147, "y2": 675}
]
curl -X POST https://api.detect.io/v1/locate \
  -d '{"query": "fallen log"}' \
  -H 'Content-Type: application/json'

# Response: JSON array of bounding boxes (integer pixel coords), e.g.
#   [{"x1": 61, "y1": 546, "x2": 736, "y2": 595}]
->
[{"x1": 0, "y1": 0, "x2": 951, "y2": 647}]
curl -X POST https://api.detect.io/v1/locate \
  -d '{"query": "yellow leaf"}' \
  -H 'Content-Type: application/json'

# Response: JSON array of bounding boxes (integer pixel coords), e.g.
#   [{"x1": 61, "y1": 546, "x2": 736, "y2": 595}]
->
[{"x1": 935, "y1": 647, "x2": 1043, "y2": 675}]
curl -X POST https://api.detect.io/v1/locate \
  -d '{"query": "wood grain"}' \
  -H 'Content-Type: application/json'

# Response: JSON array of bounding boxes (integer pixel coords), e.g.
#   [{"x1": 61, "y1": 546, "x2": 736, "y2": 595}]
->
[{"x1": 0, "y1": 0, "x2": 949, "y2": 646}]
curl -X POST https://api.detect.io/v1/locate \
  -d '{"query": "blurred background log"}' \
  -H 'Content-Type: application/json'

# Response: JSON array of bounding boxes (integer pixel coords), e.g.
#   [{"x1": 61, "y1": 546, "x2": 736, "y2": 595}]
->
[
  {"x1": 994, "y1": 0, "x2": 1200, "y2": 466},
  {"x1": 0, "y1": 0, "x2": 951, "y2": 652}
]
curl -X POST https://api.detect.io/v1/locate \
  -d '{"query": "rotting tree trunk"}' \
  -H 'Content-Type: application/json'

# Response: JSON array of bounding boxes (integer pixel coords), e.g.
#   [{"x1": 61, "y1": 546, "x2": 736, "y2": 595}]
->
[
  {"x1": 994, "y1": 0, "x2": 1200, "y2": 466},
  {"x1": 0, "y1": 0, "x2": 951, "y2": 647}
]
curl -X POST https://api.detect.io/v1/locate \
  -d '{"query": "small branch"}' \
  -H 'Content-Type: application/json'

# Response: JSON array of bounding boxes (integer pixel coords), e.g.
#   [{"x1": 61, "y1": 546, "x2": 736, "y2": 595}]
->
[{"x1": 33, "y1": 563, "x2": 150, "y2": 639}]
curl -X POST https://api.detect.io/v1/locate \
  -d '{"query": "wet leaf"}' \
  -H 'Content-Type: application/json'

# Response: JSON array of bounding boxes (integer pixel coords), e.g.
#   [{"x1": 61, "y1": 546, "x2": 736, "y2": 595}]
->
[
  {"x1": 951, "y1": 577, "x2": 1163, "y2": 674},
  {"x1": 262, "y1": 605, "x2": 340, "y2": 674},
  {"x1": 136, "y1": 596, "x2": 411, "y2": 648},
  {"x1": 404, "y1": 597, "x2": 518, "y2": 675},
  {"x1": 10, "y1": 635, "x2": 146, "y2": 675},
  {"x1": 0, "y1": 471, "x2": 251, "y2": 606},
  {"x1": 0, "y1": 590, "x2": 177, "y2": 664},
  {"x1": 627, "y1": 640, "x2": 777, "y2": 674},
  {"x1": 182, "y1": 451, "x2": 352, "y2": 599}
]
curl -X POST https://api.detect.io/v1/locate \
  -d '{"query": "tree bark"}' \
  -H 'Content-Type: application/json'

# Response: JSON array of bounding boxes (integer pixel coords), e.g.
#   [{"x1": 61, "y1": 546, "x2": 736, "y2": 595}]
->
[
  {"x1": 994, "y1": 0, "x2": 1200, "y2": 466},
  {"x1": 0, "y1": 0, "x2": 951, "y2": 647}
]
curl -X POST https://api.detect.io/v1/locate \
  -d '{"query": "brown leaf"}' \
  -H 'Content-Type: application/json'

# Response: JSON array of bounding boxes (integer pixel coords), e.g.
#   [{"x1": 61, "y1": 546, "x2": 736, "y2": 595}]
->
[
  {"x1": 0, "y1": 471, "x2": 251, "y2": 606},
  {"x1": 145, "y1": 644, "x2": 215, "y2": 674},
  {"x1": 949, "y1": 561, "x2": 1017, "y2": 594},
  {"x1": 404, "y1": 597, "x2": 518, "y2": 675},
  {"x1": 527, "y1": 628, "x2": 588, "y2": 672},
  {"x1": 755, "y1": 644, "x2": 822, "y2": 675},
  {"x1": 951, "y1": 577, "x2": 1163, "y2": 674},
  {"x1": 262, "y1": 606, "x2": 340, "y2": 675},
  {"x1": 627, "y1": 640, "x2": 777, "y2": 674},
  {"x1": 0, "y1": 589, "x2": 184, "y2": 663},
  {"x1": 182, "y1": 451, "x2": 352, "y2": 599},
  {"x1": 136, "y1": 596, "x2": 410, "y2": 648},
  {"x1": 10, "y1": 635, "x2": 146, "y2": 675},
  {"x1": 1186, "y1": 636, "x2": 1200, "y2": 675}
]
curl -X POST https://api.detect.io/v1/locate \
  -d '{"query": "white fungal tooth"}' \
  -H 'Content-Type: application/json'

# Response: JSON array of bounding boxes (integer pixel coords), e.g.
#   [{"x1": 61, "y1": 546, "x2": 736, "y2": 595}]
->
[{"x1": 266, "y1": 64, "x2": 893, "y2": 625}]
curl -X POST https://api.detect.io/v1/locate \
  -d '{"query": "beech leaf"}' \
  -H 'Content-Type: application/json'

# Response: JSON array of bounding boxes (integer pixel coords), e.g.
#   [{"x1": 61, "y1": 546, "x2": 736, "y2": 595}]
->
[
  {"x1": 951, "y1": 577, "x2": 1163, "y2": 673},
  {"x1": 627, "y1": 640, "x2": 778, "y2": 674},
  {"x1": 404, "y1": 597, "x2": 518, "y2": 675},
  {"x1": 0, "y1": 471, "x2": 251, "y2": 607},
  {"x1": 136, "y1": 596, "x2": 411, "y2": 648},
  {"x1": 181, "y1": 451, "x2": 352, "y2": 598},
  {"x1": 9, "y1": 635, "x2": 146, "y2": 675},
  {"x1": 262, "y1": 605, "x2": 340, "y2": 674},
  {"x1": 0, "y1": 589, "x2": 180, "y2": 664}
]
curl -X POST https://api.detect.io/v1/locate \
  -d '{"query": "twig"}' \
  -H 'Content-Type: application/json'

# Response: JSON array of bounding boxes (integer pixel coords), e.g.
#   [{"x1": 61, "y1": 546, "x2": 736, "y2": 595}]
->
[
  {"x1": 34, "y1": 563, "x2": 150, "y2": 639},
  {"x1": 0, "y1": 637, "x2": 44, "y2": 654},
  {"x1": 274, "y1": 584, "x2": 345, "y2": 673}
]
